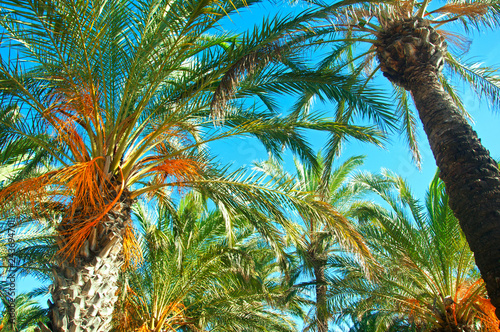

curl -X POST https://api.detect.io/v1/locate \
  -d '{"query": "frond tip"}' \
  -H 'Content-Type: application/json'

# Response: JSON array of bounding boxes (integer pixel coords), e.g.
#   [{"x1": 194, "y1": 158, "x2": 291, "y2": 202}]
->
[{"x1": 210, "y1": 43, "x2": 283, "y2": 123}]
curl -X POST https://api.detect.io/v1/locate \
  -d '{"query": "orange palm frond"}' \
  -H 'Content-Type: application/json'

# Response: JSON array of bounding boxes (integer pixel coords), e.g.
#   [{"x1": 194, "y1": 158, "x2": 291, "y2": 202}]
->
[
  {"x1": 57, "y1": 165, "x2": 124, "y2": 262},
  {"x1": 405, "y1": 298, "x2": 423, "y2": 320},
  {"x1": 476, "y1": 297, "x2": 500, "y2": 331},
  {"x1": 451, "y1": 279, "x2": 499, "y2": 331},
  {"x1": 147, "y1": 158, "x2": 202, "y2": 188},
  {"x1": 42, "y1": 78, "x2": 105, "y2": 161},
  {"x1": 44, "y1": 112, "x2": 90, "y2": 162},
  {"x1": 427, "y1": 3, "x2": 489, "y2": 18},
  {"x1": 52, "y1": 157, "x2": 112, "y2": 217},
  {"x1": 124, "y1": 126, "x2": 194, "y2": 179},
  {"x1": 0, "y1": 158, "x2": 128, "y2": 262},
  {"x1": 123, "y1": 225, "x2": 143, "y2": 269},
  {"x1": 456, "y1": 279, "x2": 484, "y2": 303},
  {"x1": 114, "y1": 286, "x2": 148, "y2": 331},
  {"x1": 46, "y1": 78, "x2": 104, "y2": 126},
  {"x1": 0, "y1": 172, "x2": 55, "y2": 217}
]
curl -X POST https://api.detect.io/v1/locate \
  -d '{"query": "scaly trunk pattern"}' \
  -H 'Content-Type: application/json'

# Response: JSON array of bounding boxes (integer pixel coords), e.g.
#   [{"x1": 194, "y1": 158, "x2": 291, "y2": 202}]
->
[
  {"x1": 411, "y1": 69, "x2": 500, "y2": 318},
  {"x1": 314, "y1": 262, "x2": 329, "y2": 332},
  {"x1": 376, "y1": 18, "x2": 500, "y2": 318},
  {"x1": 44, "y1": 191, "x2": 132, "y2": 332}
]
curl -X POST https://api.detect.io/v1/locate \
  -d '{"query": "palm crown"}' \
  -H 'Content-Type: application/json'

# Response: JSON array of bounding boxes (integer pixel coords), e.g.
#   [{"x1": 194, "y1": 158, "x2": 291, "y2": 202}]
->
[
  {"x1": 255, "y1": 154, "x2": 374, "y2": 332},
  {"x1": 294, "y1": 0, "x2": 500, "y2": 318},
  {"x1": 0, "y1": 0, "x2": 389, "y2": 261},
  {"x1": 299, "y1": 0, "x2": 500, "y2": 163}
]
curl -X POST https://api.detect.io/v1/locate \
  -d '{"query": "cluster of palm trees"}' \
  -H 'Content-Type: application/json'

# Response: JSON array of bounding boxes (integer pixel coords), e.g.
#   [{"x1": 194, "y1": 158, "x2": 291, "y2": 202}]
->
[{"x1": 0, "y1": 0, "x2": 500, "y2": 331}]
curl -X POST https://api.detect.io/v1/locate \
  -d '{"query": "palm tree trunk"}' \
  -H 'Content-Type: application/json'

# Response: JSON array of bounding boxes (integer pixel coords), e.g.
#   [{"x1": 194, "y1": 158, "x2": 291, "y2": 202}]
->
[
  {"x1": 46, "y1": 194, "x2": 132, "y2": 332},
  {"x1": 408, "y1": 69, "x2": 500, "y2": 318},
  {"x1": 314, "y1": 263, "x2": 328, "y2": 332}
]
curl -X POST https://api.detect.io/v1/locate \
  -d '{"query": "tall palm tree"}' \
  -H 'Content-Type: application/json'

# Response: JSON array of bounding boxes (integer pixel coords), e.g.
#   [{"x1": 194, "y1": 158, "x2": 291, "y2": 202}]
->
[
  {"x1": 329, "y1": 171, "x2": 500, "y2": 331},
  {"x1": 0, "y1": 1, "x2": 390, "y2": 329},
  {"x1": 297, "y1": 0, "x2": 500, "y2": 316},
  {"x1": 255, "y1": 155, "x2": 373, "y2": 332},
  {"x1": 113, "y1": 194, "x2": 298, "y2": 331}
]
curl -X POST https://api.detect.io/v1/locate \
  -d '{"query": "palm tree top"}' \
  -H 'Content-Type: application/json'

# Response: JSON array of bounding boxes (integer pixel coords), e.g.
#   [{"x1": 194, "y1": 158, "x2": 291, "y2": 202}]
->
[{"x1": 0, "y1": 0, "x2": 390, "y2": 265}]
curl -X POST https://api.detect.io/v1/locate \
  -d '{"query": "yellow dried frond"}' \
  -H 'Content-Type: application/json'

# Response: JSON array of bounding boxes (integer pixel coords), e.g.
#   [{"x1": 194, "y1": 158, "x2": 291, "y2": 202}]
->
[
  {"x1": 429, "y1": 3, "x2": 489, "y2": 17},
  {"x1": 122, "y1": 225, "x2": 143, "y2": 269},
  {"x1": 0, "y1": 172, "x2": 55, "y2": 217},
  {"x1": 338, "y1": 8, "x2": 373, "y2": 26},
  {"x1": 113, "y1": 286, "x2": 147, "y2": 331},
  {"x1": 114, "y1": 286, "x2": 190, "y2": 331},
  {"x1": 156, "y1": 302, "x2": 190, "y2": 331},
  {"x1": 46, "y1": 79, "x2": 103, "y2": 121},
  {"x1": 363, "y1": 45, "x2": 378, "y2": 75},
  {"x1": 42, "y1": 79, "x2": 105, "y2": 161},
  {"x1": 54, "y1": 118, "x2": 90, "y2": 161},
  {"x1": 393, "y1": 0, "x2": 417, "y2": 18}
]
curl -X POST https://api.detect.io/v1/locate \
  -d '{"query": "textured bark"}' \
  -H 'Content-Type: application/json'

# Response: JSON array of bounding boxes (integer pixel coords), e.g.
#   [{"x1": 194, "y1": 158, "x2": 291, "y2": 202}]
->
[
  {"x1": 410, "y1": 70, "x2": 500, "y2": 318},
  {"x1": 376, "y1": 17, "x2": 500, "y2": 318},
  {"x1": 46, "y1": 191, "x2": 132, "y2": 332},
  {"x1": 314, "y1": 263, "x2": 329, "y2": 332}
]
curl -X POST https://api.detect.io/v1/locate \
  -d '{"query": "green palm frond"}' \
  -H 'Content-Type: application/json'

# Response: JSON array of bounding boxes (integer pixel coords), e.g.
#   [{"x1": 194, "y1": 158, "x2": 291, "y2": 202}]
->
[
  {"x1": 113, "y1": 196, "x2": 298, "y2": 331},
  {"x1": 0, "y1": 292, "x2": 48, "y2": 331},
  {"x1": 445, "y1": 53, "x2": 500, "y2": 110},
  {"x1": 255, "y1": 153, "x2": 377, "y2": 330},
  {"x1": 329, "y1": 170, "x2": 497, "y2": 331}
]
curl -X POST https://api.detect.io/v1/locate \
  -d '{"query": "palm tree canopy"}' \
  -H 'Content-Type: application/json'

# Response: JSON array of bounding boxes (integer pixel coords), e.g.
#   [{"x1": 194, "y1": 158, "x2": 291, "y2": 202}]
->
[
  {"x1": 113, "y1": 194, "x2": 298, "y2": 331},
  {"x1": 0, "y1": 1, "x2": 396, "y2": 329},
  {"x1": 329, "y1": 171, "x2": 500, "y2": 331},
  {"x1": 287, "y1": 0, "x2": 500, "y2": 319},
  {"x1": 0, "y1": 0, "x2": 392, "y2": 262},
  {"x1": 292, "y1": 0, "x2": 500, "y2": 164},
  {"x1": 255, "y1": 154, "x2": 376, "y2": 331}
]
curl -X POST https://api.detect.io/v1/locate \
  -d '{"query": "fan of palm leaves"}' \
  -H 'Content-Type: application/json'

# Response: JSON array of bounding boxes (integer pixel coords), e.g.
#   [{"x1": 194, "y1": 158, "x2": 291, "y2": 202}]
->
[
  {"x1": 328, "y1": 170, "x2": 500, "y2": 331},
  {"x1": 112, "y1": 193, "x2": 299, "y2": 331}
]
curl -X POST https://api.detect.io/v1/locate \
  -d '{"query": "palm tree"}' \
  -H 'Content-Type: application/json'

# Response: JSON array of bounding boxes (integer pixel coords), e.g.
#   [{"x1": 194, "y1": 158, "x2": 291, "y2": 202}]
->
[
  {"x1": 255, "y1": 155, "x2": 373, "y2": 332},
  {"x1": 0, "y1": 1, "x2": 390, "y2": 329},
  {"x1": 0, "y1": 292, "x2": 47, "y2": 332},
  {"x1": 329, "y1": 171, "x2": 500, "y2": 331},
  {"x1": 298, "y1": 0, "x2": 500, "y2": 316},
  {"x1": 113, "y1": 194, "x2": 299, "y2": 331}
]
